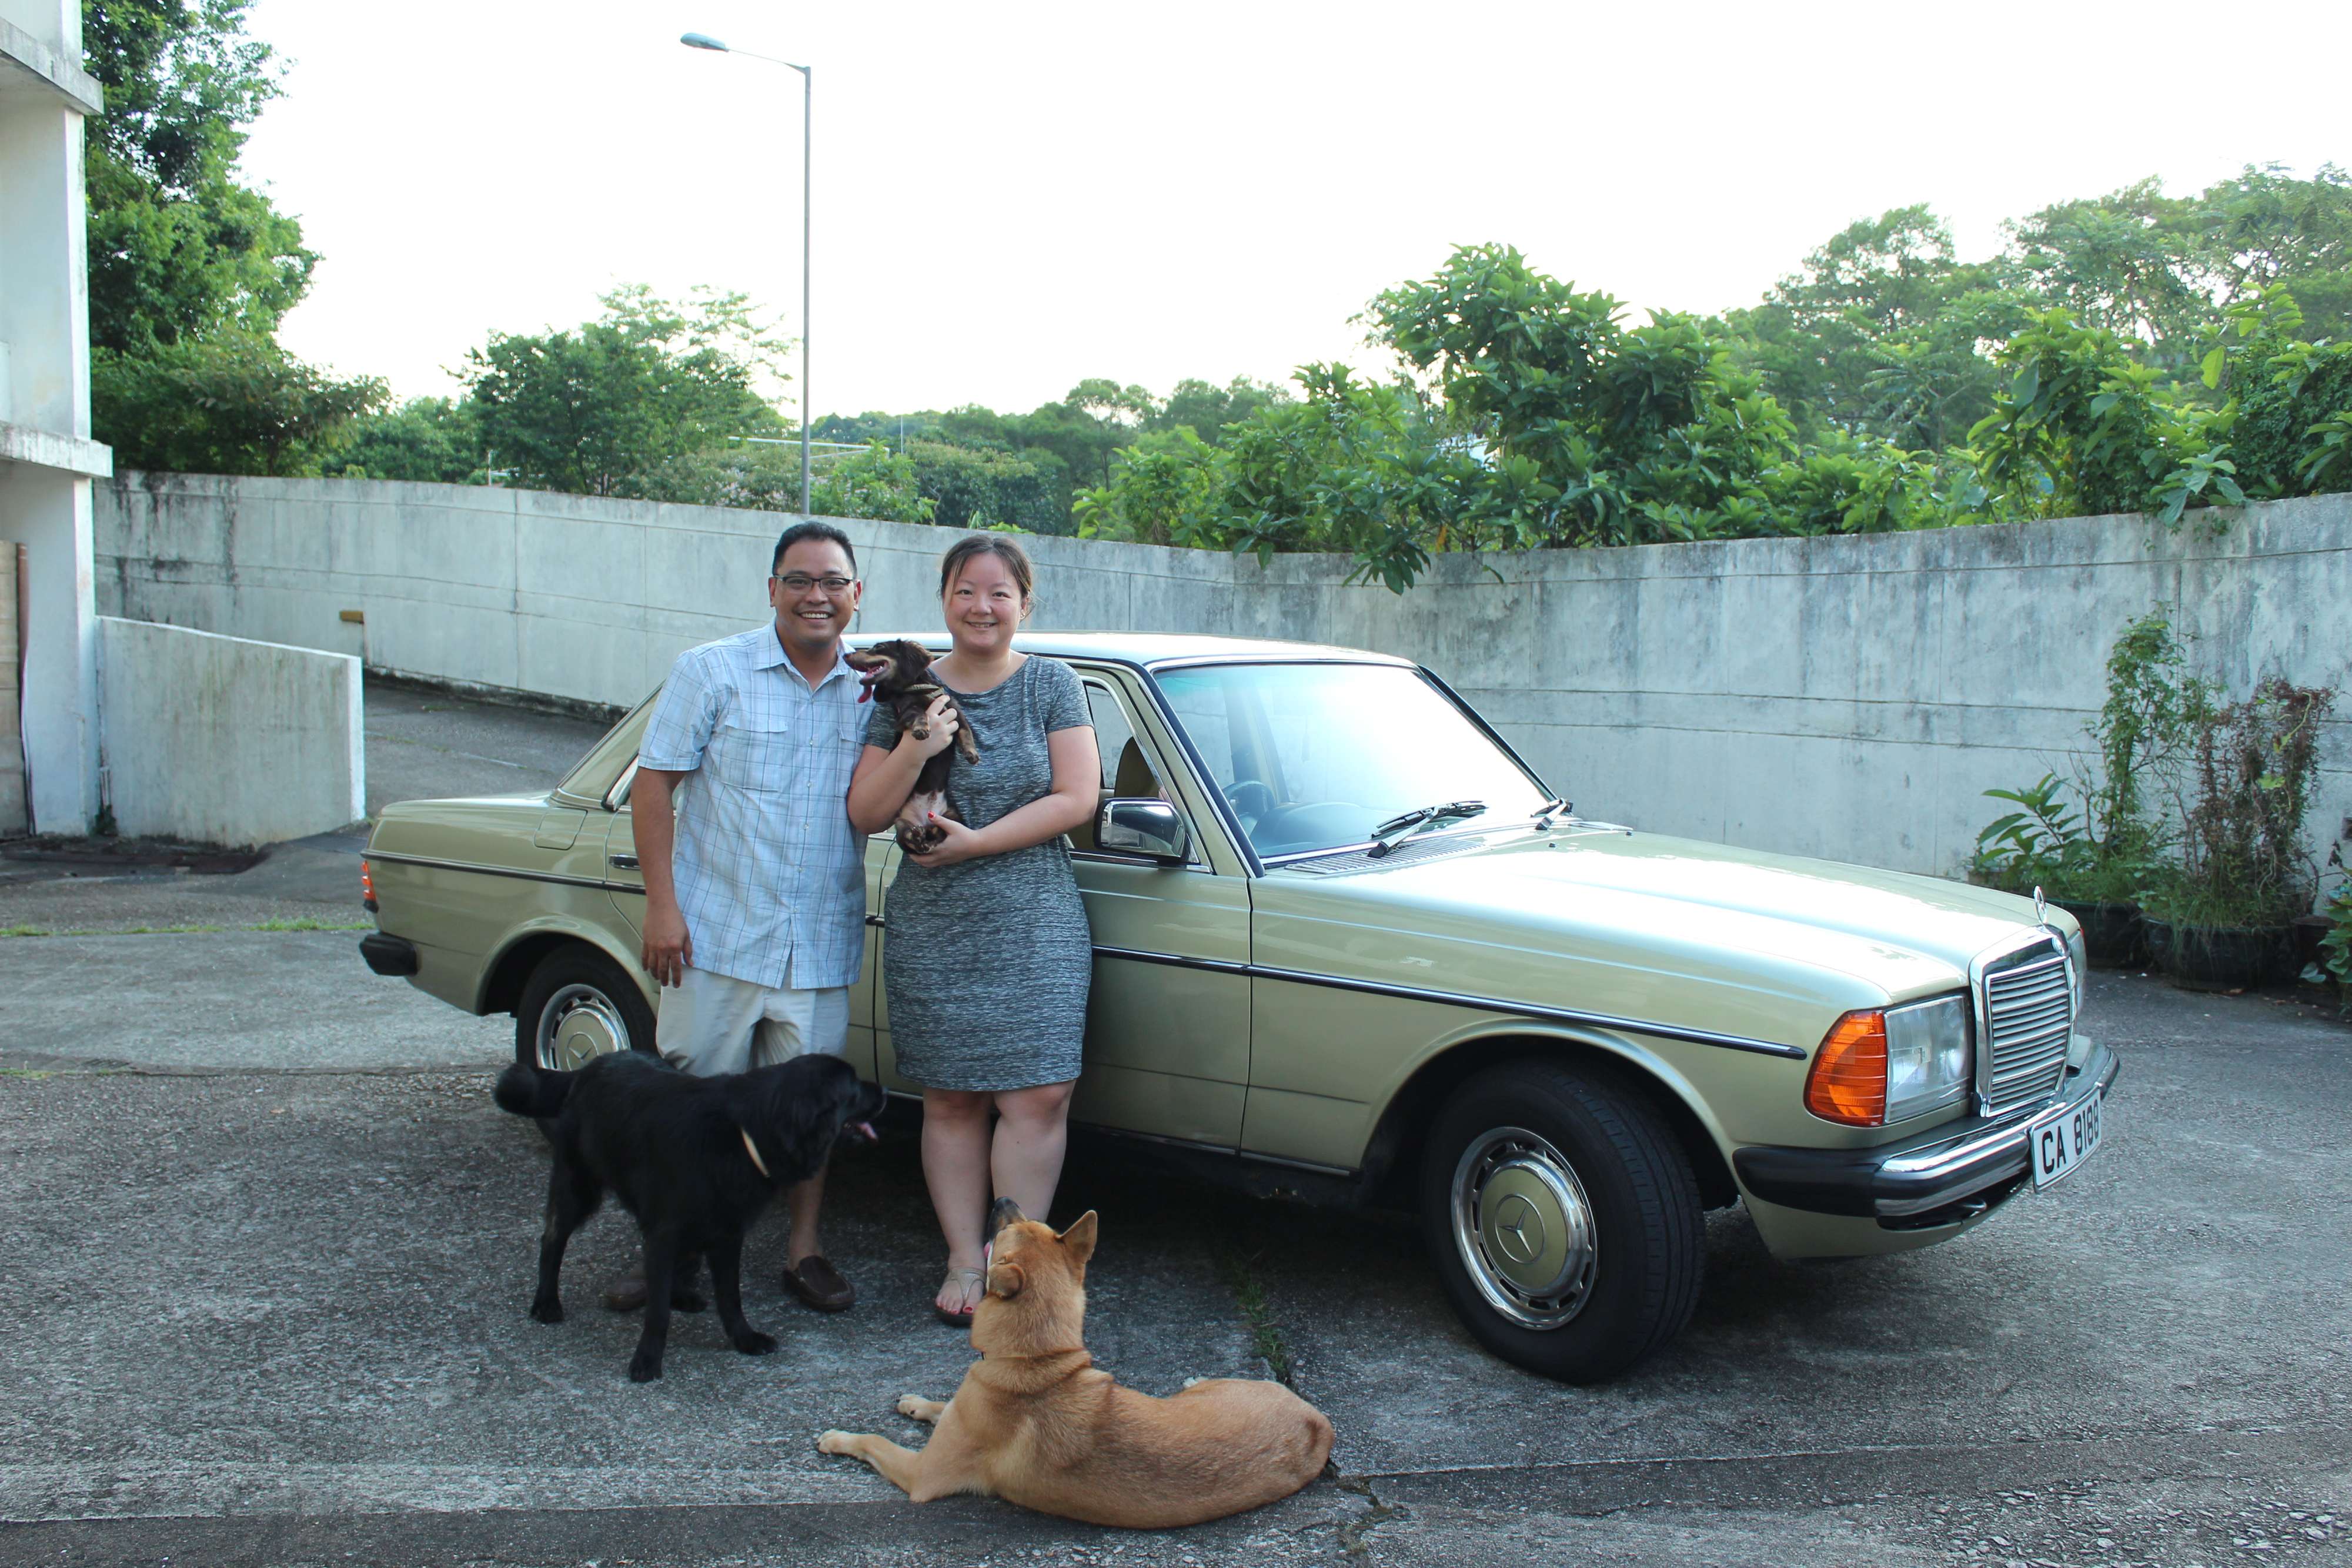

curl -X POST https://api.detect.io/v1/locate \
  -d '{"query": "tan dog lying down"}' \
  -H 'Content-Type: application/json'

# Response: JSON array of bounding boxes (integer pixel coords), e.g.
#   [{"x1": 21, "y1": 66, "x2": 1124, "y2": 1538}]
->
[{"x1": 818, "y1": 1201, "x2": 1334, "y2": 1528}]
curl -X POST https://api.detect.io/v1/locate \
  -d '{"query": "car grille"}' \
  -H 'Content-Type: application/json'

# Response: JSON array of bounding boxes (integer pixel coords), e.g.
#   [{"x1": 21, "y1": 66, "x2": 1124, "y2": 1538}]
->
[{"x1": 1982, "y1": 940, "x2": 2073, "y2": 1115}]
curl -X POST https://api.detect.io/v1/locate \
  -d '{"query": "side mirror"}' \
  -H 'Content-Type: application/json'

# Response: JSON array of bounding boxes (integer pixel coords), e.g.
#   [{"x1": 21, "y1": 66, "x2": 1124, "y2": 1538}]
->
[{"x1": 1096, "y1": 798, "x2": 1190, "y2": 864}]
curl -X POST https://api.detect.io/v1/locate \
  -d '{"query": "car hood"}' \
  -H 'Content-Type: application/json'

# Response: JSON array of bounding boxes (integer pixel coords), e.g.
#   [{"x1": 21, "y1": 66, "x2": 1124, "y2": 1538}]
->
[{"x1": 1267, "y1": 824, "x2": 2059, "y2": 1009}]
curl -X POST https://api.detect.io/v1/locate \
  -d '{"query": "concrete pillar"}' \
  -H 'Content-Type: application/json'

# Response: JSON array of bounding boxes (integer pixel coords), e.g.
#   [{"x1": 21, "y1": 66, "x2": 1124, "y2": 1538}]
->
[{"x1": 0, "y1": 0, "x2": 107, "y2": 834}]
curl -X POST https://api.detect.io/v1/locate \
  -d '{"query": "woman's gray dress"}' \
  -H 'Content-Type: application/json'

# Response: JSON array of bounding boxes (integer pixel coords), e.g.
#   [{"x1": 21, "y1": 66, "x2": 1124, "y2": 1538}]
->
[{"x1": 870, "y1": 655, "x2": 1094, "y2": 1091}]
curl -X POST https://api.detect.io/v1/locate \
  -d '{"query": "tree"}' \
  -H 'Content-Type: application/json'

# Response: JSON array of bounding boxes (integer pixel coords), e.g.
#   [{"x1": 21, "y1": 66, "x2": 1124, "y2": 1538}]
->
[
  {"x1": 634, "y1": 440, "x2": 933, "y2": 524},
  {"x1": 1725, "y1": 207, "x2": 2026, "y2": 448},
  {"x1": 81, "y1": 0, "x2": 315, "y2": 355},
  {"x1": 321, "y1": 397, "x2": 482, "y2": 484},
  {"x1": 91, "y1": 330, "x2": 385, "y2": 476},
  {"x1": 462, "y1": 286, "x2": 789, "y2": 496},
  {"x1": 1150, "y1": 376, "x2": 1290, "y2": 444},
  {"x1": 81, "y1": 0, "x2": 380, "y2": 473}
]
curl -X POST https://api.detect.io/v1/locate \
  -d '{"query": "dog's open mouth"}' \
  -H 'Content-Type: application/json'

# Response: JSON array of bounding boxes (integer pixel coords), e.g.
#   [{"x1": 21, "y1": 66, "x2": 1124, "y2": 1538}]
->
[{"x1": 840, "y1": 1119, "x2": 879, "y2": 1145}]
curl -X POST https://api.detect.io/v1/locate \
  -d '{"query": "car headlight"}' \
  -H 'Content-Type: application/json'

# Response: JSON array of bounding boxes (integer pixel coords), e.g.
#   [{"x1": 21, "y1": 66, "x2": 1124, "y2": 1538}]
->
[
  {"x1": 1884, "y1": 994, "x2": 1973, "y2": 1122},
  {"x1": 1805, "y1": 993, "x2": 1973, "y2": 1127}
]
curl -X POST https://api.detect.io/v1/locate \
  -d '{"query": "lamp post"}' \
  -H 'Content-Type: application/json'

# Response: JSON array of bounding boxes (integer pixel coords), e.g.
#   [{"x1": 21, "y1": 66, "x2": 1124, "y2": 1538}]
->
[{"x1": 681, "y1": 31, "x2": 813, "y2": 516}]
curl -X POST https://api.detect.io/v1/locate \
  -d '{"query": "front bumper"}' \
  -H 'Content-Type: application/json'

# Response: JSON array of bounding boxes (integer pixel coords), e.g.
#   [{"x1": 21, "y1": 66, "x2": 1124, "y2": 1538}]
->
[{"x1": 1732, "y1": 1042, "x2": 2120, "y2": 1226}]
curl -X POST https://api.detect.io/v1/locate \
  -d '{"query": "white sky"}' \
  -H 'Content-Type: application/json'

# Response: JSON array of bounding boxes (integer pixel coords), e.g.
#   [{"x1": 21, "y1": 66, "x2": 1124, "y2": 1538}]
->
[{"x1": 243, "y1": 0, "x2": 2351, "y2": 422}]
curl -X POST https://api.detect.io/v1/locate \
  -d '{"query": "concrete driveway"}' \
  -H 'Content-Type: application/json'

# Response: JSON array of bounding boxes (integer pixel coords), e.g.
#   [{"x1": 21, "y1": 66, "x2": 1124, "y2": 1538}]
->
[{"x1": 1, "y1": 681, "x2": 2347, "y2": 1565}]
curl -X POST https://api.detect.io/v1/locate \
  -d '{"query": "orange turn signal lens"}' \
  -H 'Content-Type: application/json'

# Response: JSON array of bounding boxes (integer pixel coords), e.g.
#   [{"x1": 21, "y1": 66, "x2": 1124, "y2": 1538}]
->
[
  {"x1": 360, "y1": 860, "x2": 377, "y2": 912},
  {"x1": 1805, "y1": 1009, "x2": 1888, "y2": 1126}
]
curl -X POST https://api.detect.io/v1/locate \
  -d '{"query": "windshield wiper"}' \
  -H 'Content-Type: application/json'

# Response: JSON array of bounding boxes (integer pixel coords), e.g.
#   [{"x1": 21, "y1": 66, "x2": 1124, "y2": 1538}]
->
[{"x1": 1366, "y1": 800, "x2": 1485, "y2": 858}]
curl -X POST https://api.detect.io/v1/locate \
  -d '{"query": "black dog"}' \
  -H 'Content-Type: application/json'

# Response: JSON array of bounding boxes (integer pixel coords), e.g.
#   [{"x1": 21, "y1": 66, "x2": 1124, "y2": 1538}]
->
[
  {"x1": 493, "y1": 1051, "x2": 887, "y2": 1382},
  {"x1": 844, "y1": 639, "x2": 980, "y2": 854}
]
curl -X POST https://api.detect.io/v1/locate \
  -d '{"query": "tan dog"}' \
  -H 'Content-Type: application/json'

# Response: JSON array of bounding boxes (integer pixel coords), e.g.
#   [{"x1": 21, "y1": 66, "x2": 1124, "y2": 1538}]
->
[{"x1": 817, "y1": 1201, "x2": 1334, "y2": 1527}]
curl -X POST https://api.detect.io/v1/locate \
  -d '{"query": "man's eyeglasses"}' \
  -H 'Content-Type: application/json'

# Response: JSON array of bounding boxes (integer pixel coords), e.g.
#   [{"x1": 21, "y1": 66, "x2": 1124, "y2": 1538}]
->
[{"x1": 772, "y1": 574, "x2": 856, "y2": 594}]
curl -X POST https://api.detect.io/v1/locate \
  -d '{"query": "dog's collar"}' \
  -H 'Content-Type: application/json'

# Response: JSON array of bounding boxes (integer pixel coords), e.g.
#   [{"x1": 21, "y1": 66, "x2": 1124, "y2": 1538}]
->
[{"x1": 740, "y1": 1127, "x2": 772, "y2": 1179}]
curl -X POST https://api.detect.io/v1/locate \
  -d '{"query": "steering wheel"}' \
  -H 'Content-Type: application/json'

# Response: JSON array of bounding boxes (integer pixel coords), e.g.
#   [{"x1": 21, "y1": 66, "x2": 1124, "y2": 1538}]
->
[{"x1": 1222, "y1": 779, "x2": 1277, "y2": 820}]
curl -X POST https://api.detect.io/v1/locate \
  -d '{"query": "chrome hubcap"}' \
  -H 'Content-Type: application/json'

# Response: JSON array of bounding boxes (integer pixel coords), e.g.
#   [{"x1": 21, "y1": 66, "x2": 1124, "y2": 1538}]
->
[
  {"x1": 1450, "y1": 1126, "x2": 1597, "y2": 1330},
  {"x1": 536, "y1": 984, "x2": 630, "y2": 1071}
]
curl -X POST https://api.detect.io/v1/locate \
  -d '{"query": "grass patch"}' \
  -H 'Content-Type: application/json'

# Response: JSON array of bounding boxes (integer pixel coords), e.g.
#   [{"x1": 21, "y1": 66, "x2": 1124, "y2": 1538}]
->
[
  {"x1": 0, "y1": 1068, "x2": 57, "y2": 1079},
  {"x1": 248, "y1": 917, "x2": 372, "y2": 932},
  {"x1": 1214, "y1": 1247, "x2": 1296, "y2": 1386},
  {"x1": 0, "y1": 925, "x2": 49, "y2": 938}
]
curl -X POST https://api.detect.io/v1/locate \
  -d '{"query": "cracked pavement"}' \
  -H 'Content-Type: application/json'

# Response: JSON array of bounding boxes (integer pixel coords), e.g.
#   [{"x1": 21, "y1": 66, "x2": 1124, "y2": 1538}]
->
[{"x1": 1, "y1": 680, "x2": 2347, "y2": 1566}]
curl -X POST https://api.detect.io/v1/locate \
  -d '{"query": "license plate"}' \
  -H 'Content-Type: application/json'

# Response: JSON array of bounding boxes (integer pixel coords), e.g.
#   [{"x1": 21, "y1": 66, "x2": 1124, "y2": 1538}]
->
[{"x1": 2027, "y1": 1088, "x2": 2103, "y2": 1191}]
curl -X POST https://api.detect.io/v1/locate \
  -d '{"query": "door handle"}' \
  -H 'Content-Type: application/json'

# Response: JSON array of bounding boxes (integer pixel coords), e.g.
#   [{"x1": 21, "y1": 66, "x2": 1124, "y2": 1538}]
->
[{"x1": 608, "y1": 853, "x2": 639, "y2": 870}]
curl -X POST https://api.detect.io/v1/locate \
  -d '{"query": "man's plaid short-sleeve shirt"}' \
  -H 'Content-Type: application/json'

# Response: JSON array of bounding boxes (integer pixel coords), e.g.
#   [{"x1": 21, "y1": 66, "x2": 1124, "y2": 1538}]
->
[{"x1": 637, "y1": 625, "x2": 867, "y2": 991}]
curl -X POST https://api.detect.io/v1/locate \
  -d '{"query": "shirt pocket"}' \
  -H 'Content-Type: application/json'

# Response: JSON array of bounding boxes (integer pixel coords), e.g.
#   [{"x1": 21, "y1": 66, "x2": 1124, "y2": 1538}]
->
[{"x1": 707, "y1": 717, "x2": 797, "y2": 791}]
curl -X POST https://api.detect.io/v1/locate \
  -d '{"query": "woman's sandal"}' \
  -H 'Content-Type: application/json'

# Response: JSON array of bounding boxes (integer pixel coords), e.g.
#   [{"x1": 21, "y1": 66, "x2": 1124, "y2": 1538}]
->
[{"x1": 935, "y1": 1265, "x2": 985, "y2": 1328}]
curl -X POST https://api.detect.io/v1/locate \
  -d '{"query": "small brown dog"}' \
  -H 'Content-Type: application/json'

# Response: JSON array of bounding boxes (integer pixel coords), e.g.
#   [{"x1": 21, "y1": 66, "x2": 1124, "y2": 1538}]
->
[
  {"x1": 844, "y1": 639, "x2": 979, "y2": 854},
  {"x1": 818, "y1": 1201, "x2": 1334, "y2": 1527}
]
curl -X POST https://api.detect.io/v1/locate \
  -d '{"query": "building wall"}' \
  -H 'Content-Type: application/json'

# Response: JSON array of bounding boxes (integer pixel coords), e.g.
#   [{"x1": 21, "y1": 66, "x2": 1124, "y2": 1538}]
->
[
  {"x1": 96, "y1": 617, "x2": 363, "y2": 846},
  {"x1": 0, "y1": 0, "x2": 108, "y2": 834},
  {"x1": 1, "y1": 540, "x2": 23, "y2": 834},
  {"x1": 95, "y1": 473, "x2": 2352, "y2": 883}
]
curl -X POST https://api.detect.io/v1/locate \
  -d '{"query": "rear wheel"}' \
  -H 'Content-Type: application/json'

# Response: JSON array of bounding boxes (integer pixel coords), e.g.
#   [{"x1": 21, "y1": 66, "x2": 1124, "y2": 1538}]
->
[
  {"x1": 1420, "y1": 1060, "x2": 1703, "y2": 1383},
  {"x1": 514, "y1": 945, "x2": 658, "y2": 1069}
]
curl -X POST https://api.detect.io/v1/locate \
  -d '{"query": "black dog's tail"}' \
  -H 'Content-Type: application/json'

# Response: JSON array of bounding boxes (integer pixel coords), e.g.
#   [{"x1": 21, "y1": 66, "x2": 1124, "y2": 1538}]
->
[{"x1": 494, "y1": 1062, "x2": 574, "y2": 1119}]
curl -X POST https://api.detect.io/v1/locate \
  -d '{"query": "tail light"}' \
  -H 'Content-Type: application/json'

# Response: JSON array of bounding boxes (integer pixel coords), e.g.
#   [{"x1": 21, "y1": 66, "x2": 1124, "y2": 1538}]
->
[{"x1": 360, "y1": 860, "x2": 377, "y2": 912}]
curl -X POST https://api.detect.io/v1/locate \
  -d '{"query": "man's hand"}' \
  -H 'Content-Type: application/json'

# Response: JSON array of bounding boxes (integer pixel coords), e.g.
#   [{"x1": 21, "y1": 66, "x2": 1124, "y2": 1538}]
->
[
  {"x1": 642, "y1": 899, "x2": 693, "y2": 987},
  {"x1": 902, "y1": 693, "x2": 960, "y2": 760}
]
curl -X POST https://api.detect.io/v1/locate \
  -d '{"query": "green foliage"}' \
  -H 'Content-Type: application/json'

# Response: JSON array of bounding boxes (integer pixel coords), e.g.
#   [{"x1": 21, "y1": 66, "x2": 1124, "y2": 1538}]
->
[
  {"x1": 2318, "y1": 862, "x2": 2352, "y2": 1008},
  {"x1": 81, "y1": 0, "x2": 313, "y2": 356},
  {"x1": 908, "y1": 442, "x2": 1067, "y2": 534},
  {"x1": 1725, "y1": 206, "x2": 2029, "y2": 448},
  {"x1": 633, "y1": 440, "x2": 932, "y2": 524},
  {"x1": 92, "y1": 331, "x2": 385, "y2": 476},
  {"x1": 81, "y1": 0, "x2": 381, "y2": 473},
  {"x1": 321, "y1": 397, "x2": 482, "y2": 483},
  {"x1": 463, "y1": 286, "x2": 787, "y2": 497},
  {"x1": 1972, "y1": 775, "x2": 2096, "y2": 896},
  {"x1": 1973, "y1": 614, "x2": 2209, "y2": 904},
  {"x1": 2144, "y1": 678, "x2": 2336, "y2": 929}
]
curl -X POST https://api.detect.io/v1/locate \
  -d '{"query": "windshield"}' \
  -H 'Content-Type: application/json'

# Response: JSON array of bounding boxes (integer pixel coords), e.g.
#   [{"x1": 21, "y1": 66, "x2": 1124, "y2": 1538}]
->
[{"x1": 1152, "y1": 662, "x2": 1551, "y2": 861}]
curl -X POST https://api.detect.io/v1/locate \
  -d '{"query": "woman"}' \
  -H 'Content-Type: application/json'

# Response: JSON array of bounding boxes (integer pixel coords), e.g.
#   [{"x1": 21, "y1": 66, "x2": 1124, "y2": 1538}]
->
[{"x1": 846, "y1": 536, "x2": 1100, "y2": 1325}]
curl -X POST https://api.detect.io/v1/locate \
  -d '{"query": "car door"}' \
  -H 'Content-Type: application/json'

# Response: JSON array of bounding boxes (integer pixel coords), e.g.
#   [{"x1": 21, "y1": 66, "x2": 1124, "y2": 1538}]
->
[{"x1": 1062, "y1": 667, "x2": 1251, "y2": 1148}]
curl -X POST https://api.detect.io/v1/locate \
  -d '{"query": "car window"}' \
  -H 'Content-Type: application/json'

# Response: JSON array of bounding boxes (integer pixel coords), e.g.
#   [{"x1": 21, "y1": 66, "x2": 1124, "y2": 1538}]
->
[
  {"x1": 1151, "y1": 662, "x2": 1549, "y2": 860},
  {"x1": 1084, "y1": 682, "x2": 1137, "y2": 791},
  {"x1": 558, "y1": 689, "x2": 660, "y2": 807}
]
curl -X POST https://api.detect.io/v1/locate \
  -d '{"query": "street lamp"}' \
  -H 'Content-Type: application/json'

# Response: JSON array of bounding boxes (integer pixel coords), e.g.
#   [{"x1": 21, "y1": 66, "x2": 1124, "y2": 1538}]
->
[{"x1": 681, "y1": 31, "x2": 814, "y2": 516}]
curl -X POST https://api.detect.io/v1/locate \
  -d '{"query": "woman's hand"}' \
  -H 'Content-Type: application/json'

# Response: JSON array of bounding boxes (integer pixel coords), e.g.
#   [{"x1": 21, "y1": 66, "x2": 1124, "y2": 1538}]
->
[
  {"x1": 899, "y1": 693, "x2": 960, "y2": 760},
  {"x1": 907, "y1": 812, "x2": 987, "y2": 868}
]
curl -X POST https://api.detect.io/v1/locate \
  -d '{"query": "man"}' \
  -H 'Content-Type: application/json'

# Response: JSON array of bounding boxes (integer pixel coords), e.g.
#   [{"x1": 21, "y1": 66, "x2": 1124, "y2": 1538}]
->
[{"x1": 614, "y1": 520, "x2": 872, "y2": 1314}]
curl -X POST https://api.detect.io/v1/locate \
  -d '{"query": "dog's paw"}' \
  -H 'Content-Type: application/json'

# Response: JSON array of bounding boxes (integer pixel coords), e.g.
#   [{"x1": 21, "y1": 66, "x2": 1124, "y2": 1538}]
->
[
  {"x1": 816, "y1": 1429, "x2": 854, "y2": 1455},
  {"x1": 529, "y1": 1296, "x2": 564, "y2": 1325},
  {"x1": 896, "y1": 1394, "x2": 943, "y2": 1422},
  {"x1": 627, "y1": 1350, "x2": 664, "y2": 1383},
  {"x1": 733, "y1": 1330, "x2": 780, "y2": 1357}
]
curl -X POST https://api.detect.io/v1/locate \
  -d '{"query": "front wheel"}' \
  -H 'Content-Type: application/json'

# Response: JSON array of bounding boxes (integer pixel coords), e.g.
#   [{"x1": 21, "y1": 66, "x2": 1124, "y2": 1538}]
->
[
  {"x1": 513, "y1": 945, "x2": 659, "y2": 1069},
  {"x1": 1420, "y1": 1060, "x2": 1703, "y2": 1383}
]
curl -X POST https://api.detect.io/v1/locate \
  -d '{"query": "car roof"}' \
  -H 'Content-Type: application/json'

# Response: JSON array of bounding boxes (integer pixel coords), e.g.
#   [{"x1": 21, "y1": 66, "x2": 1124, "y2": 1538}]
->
[{"x1": 850, "y1": 631, "x2": 1416, "y2": 670}]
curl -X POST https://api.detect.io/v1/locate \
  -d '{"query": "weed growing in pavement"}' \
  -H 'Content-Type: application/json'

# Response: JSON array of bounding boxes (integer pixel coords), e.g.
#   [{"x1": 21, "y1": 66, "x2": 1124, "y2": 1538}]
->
[
  {"x1": 1214, "y1": 1246, "x2": 1295, "y2": 1386},
  {"x1": 249, "y1": 917, "x2": 372, "y2": 931},
  {"x1": 0, "y1": 925, "x2": 48, "y2": 937}
]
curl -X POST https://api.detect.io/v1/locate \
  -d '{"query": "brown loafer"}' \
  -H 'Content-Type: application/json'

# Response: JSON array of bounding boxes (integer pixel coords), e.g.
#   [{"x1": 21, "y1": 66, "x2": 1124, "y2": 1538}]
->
[
  {"x1": 602, "y1": 1273, "x2": 649, "y2": 1313},
  {"x1": 781, "y1": 1254, "x2": 854, "y2": 1312}
]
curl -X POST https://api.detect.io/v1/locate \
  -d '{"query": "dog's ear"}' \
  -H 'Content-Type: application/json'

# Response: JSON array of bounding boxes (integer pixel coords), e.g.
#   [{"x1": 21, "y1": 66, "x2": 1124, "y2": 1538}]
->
[
  {"x1": 753, "y1": 1058, "x2": 836, "y2": 1182},
  {"x1": 985, "y1": 1261, "x2": 1025, "y2": 1299},
  {"x1": 1057, "y1": 1211, "x2": 1098, "y2": 1266}
]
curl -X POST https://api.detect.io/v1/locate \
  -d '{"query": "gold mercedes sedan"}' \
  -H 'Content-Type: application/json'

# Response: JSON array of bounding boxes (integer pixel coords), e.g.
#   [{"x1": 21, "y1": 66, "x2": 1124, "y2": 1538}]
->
[{"x1": 359, "y1": 633, "x2": 2116, "y2": 1382}]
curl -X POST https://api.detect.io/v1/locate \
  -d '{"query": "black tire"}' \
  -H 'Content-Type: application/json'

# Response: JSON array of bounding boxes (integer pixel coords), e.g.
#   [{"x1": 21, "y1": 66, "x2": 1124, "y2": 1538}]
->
[
  {"x1": 513, "y1": 945, "x2": 659, "y2": 1069},
  {"x1": 1419, "y1": 1059, "x2": 1703, "y2": 1383}
]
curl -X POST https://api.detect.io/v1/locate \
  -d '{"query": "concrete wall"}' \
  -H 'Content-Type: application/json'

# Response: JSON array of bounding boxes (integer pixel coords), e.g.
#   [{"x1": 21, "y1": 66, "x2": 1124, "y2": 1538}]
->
[
  {"x1": 1, "y1": 540, "x2": 22, "y2": 834},
  {"x1": 95, "y1": 473, "x2": 2352, "y2": 884},
  {"x1": 97, "y1": 616, "x2": 363, "y2": 846},
  {"x1": 1, "y1": 0, "x2": 109, "y2": 835}
]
